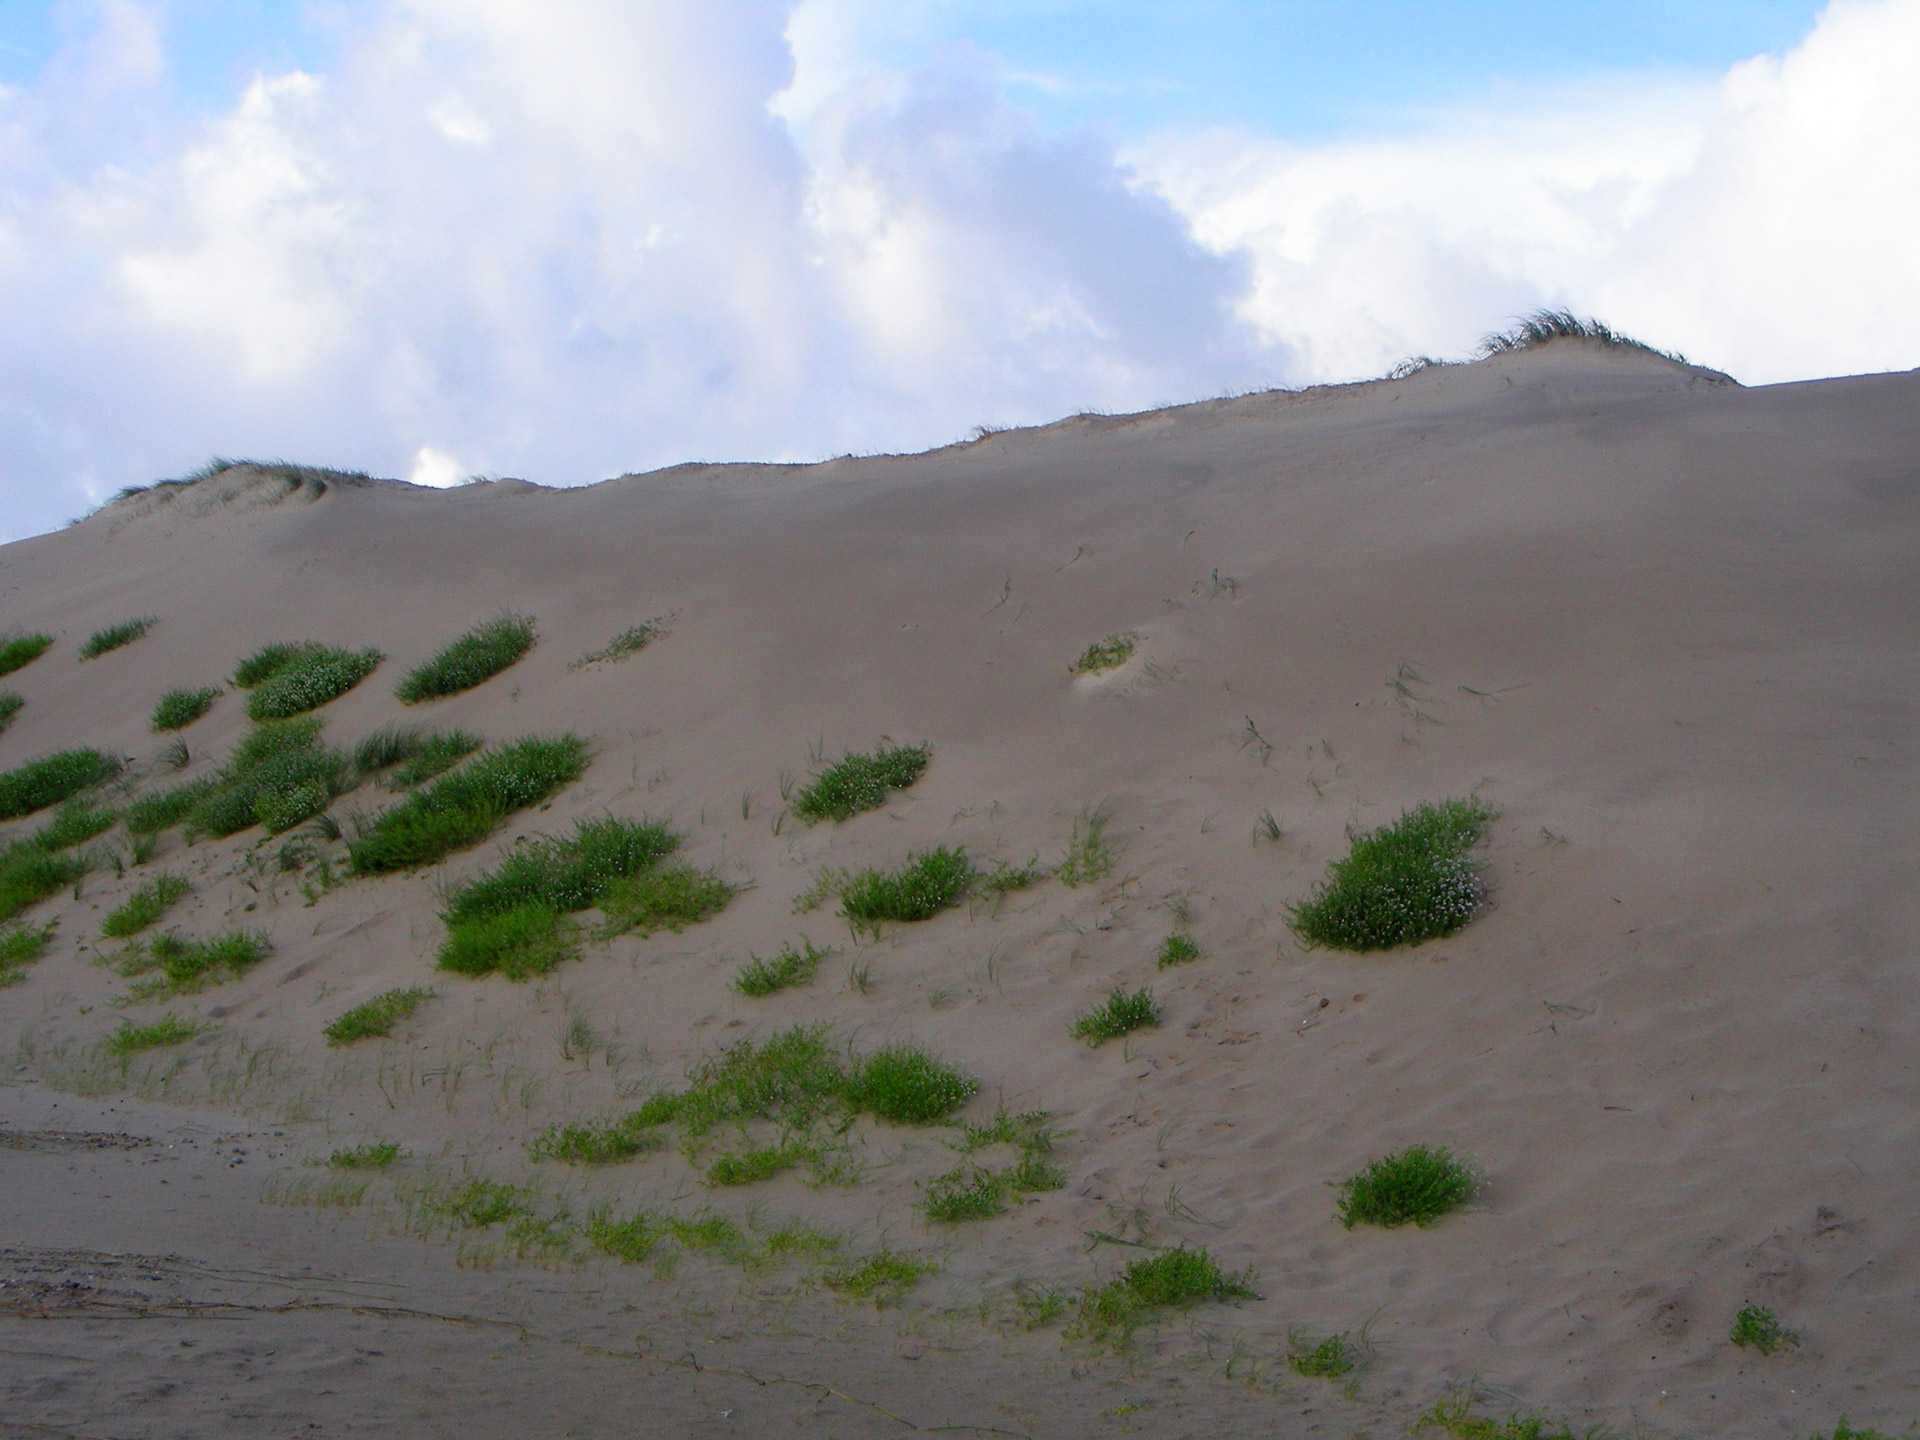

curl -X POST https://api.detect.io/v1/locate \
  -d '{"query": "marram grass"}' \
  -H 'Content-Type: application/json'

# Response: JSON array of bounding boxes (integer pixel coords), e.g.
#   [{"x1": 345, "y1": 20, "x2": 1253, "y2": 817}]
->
[
  {"x1": 791, "y1": 742, "x2": 929, "y2": 823},
  {"x1": 1335, "y1": 1145, "x2": 1475, "y2": 1228},
  {"x1": 397, "y1": 614, "x2": 536, "y2": 703},
  {"x1": 1289, "y1": 797, "x2": 1498, "y2": 951}
]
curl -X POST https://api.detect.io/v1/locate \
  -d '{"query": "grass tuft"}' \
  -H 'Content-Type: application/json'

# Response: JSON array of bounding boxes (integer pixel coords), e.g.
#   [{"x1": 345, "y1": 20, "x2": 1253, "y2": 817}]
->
[
  {"x1": 122, "y1": 928, "x2": 272, "y2": 995},
  {"x1": 791, "y1": 742, "x2": 930, "y2": 824},
  {"x1": 822, "y1": 1250, "x2": 937, "y2": 1303},
  {"x1": 328, "y1": 1141, "x2": 403, "y2": 1170},
  {"x1": 78, "y1": 617, "x2": 155, "y2": 660},
  {"x1": 101, "y1": 873, "x2": 192, "y2": 938},
  {"x1": 0, "y1": 691, "x2": 21, "y2": 734},
  {"x1": 0, "y1": 749, "x2": 122, "y2": 820},
  {"x1": 1073, "y1": 1246, "x2": 1256, "y2": 1341},
  {"x1": 733, "y1": 939, "x2": 834, "y2": 997},
  {"x1": 1336, "y1": 1145, "x2": 1475, "y2": 1228},
  {"x1": 843, "y1": 1045, "x2": 979, "y2": 1123},
  {"x1": 597, "y1": 863, "x2": 735, "y2": 938},
  {"x1": 124, "y1": 777, "x2": 217, "y2": 835},
  {"x1": 573, "y1": 620, "x2": 665, "y2": 667},
  {"x1": 33, "y1": 798, "x2": 118, "y2": 850},
  {"x1": 1730, "y1": 1304, "x2": 1799, "y2": 1356},
  {"x1": 245, "y1": 647, "x2": 382, "y2": 721},
  {"x1": 438, "y1": 904, "x2": 577, "y2": 980},
  {"x1": 1289, "y1": 797, "x2": 1498, "y2": 951},
  {"x1": 1056, "y1": 807, "x2": 1116, "y2": 887},
  {"x1": 1288, "y1": 1329, "x2": 1357, "y2": 1378},
  {"x1": 183, "y1": 716, "x2": 350, "y2": 838},
  {"x1": 348, "y1": 734, "x2": 588, "y2": 873},
  {"x1": 1416, "y1": 1391, "x2": 1601, "y2": 1440},
  {"x1": 1156, "y1": 932, "x2": 1200, "y2": 968},
  {"x1": 353, "y1": 725, "x2": 483, "y2": 788},
  {"x1": 397, "y1": 614, "x2": 536, "y2": 703},
  {"x1": 106, "y1": 1013, "x2": 204, "y2": 1054},
  {"x1": 1072, "y1": 632, "x2": 1136, "y2": 675},
  {"x1": 529, "y1": 1115, "x2": 665, "y2": 1164},
  {"x1": 0, "y1": 634, "x2": 54, "y2": 678},
  {"x1": 1478, "y1": 308, "x2": 1686, "y2": 364},
  {"x1": 1071, "y1": 987, "x2": 1161, "y2": 1045},
  {"x1": 232, "y1": 641, "x2": 325, "y2": 688},
  {"x1": 836, "y1": 846, "x2": 973, "y2": 936},
  {"x1": 0, "y1": 922, "x2": 54, "y2": 985},
  {"x1": 150, "y1": 686, "x2": 221, "y2": 732},
  {"x1": 323, "y1": 987, "x2": 435, "y2": 1044}
]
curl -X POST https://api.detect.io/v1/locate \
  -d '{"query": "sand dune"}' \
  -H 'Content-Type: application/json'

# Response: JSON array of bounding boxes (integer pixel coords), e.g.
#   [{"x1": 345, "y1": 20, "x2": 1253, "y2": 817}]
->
[{"x1": 2, "y1": 338, "x2": 1917, "y2": 1438}]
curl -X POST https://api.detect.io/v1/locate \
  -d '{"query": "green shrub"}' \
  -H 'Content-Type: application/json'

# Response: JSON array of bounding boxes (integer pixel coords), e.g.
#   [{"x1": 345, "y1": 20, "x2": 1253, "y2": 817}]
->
[
  {"x1": 1336, "y1": 1145, "x2": 1475, "y2": 1228},
  {"x1": 1157, "y1": 932, "x2": 1200, "y2": 968},
  {"x1": 1073, "y1": 1246, "x2": 1256, "y2": 1340},
  {"x1": 150, "y1": 686, "x2": 221, "y2": 732},
  {"x1": 245, "y1": 646, "x2": 381, "y2": 720},
  {"x1": 791, "y1": 742, "x2": 929, "y2": 823},
  {"x1": 1730, "y1": 1304, "x2": 1798, "y2": 1355},
  {"x1": 836, "y1": 846, "x2": 973, "y2": 934},
  {"x1": 1072, "y1": 632, "x2": 1136, "y2": 675},
  {"x1": 232, "y1": 641, "x2": 325, "y2": 688},
  {"x1": 328, "y1": 1141, "x2": 403, "y2": 1170},
  {"x1": 732, "y1": 939, "x2": 832, "y2": 996},
  {"x1": 101, "y1": 873, "x2": 191, "y2": 938},
  {"x1": 0, "y1": 749, "x2": 122, "y2": 819},
  {"x1": 1290, "y1": 797, "x2": 1498, "y2": 951},
  {"x1": 126, "y1": 929, "x2": 272, "y2": 994},
  {"x1": 445, "y1": 816, "x2": 678, "y2": 925},
  {"x1": 396, "y1": 614, "x2": 536, "y2": 703},
  {"x1": 1071, "y1": 987, "x2": 1162, "y2": 1045},
  {"x1": 323, "y1": 987, "x2": 435, "y2": 1044},
  {"x1": 184, "y1": 717, "x2": 351, "y2": 838},
  {"x1": 0, "y1": 633, "x2": 53, "y2": 677},
  {"x1": 352, "y1": 725, "x2": 483, "y2": 787},
  {"x1": 0, "y1": 922, "x2": 54, "y2": 984},
  {"x1": 437, "y1": 903, "x2": 576, "y2": 980},
  {"x1": 529, "y1": 1115, "x2": 664, "y2": 1164},
  {"x1": 843, "y1": 1045, "x2": 978, "y2": 1122},
  {"x1": 126, "y1": 777, "x2": 220, "y2": 834},
  {"x1": 107, "y1": 1013, "x2": 203, "y2": 1054},
  {"x1": 599, "y1": 863, "x2": 735, "y2": 937},
  {"x1": 0, "y1": 691, "x2": 20, "y2": 734},
  {"x1": 347, "y1": 734, "x2": 588, "y2": 873},
  {"x1": 78, "y1": 617, "x2": 154, "y2": 660}
]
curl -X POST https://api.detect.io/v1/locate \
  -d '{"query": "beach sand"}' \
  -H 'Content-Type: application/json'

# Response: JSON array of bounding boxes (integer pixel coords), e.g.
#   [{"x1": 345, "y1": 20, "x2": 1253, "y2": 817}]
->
[{"x1": 2, "y1": 338, "x2": 1917, "y2": 1437}]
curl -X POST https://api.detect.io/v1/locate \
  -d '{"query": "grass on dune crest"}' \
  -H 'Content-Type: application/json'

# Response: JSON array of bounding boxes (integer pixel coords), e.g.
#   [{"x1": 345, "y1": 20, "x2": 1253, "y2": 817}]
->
[
  {"x1": 1336, "y1": 1145, "x2": 1475, "y2": 1228},
  {"x1": 1478, "y1": 307, "x2": 1687, "y2": 365},
  {"x1": 1289, "y1": 797, "x2": 1498, "y2": 951},
  {"x1": 78, "y1": 617, "x2": 155, "y2": 660},
  {"x1": 245, "y1": 646, "x2": 382, "y2": 721},
  {"x1": 397, "y1": 614, "x2": 536, "y2": 703},
  {"x1": 150, "y1": 686, "x2": 221, "y2": 732},
  {"x1": 348, "y1": 734, "x2": 588, "y2": 875},
  {"x1": 0, "y1": 749, "x2": 122, "y2": 821},
  {"x1": 0, "y1": 633, "x2": 54, "y2": 678},
  {"x1": 790, "y1": 741, "x2": 929, "y2": 824},
  {"x1": 324, "y1": 987, "x2": 435, "y2": 1045}
]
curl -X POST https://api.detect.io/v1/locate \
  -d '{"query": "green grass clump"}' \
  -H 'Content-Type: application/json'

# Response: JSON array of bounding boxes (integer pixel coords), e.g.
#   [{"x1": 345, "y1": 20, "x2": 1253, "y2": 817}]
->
[
  {"x1": 1157, "y1": 932, "x2": 1200, "y2": 968},
  {"x1": 923, "y1": 1165, "x2": 1010, "y2": 1221},
  {"x1": 1073, "y1": 1246, "x2": 1256, "y2": 1341},
  {"x1": 1071, "y1": 987, "x2": 1162, "y2": 1045},
  {"x1": 323, "y1": 987, "x2": 435, "y2": 1044},
  {"x1": 106, "y1": 1013, "x2": 203, "y2": 1054},
  {"x1": 977, "y1": 855, "x2": 1045, "y2": 896},
  {"x1": 232, "y1": 641, "x2": 325, "y2": 688},
  {"x1": 33, "y1": 798, "x2": 118, "y2": 850},
  {"x1": 101, "y1": 873, "x2": 192, "y2": 938},
  {"x1": 327, "y1": 1141, "x2": 403, "y2": 1170},
  {"x1": 438, "y1": 904, "x2": 577, "y2": 980},
  {"x1": 0, "y1": 845, "x2": 85, "y2": 924},
  {"x1": 353, "y1": 725, "x2": 483, "y2": 788},
  {"x1": 836, "y1": 846, "x2": 973, "y2": 936},
  {"x1": 125, "y1": 777, "x2": 219, "y2": 834},
  {"x1": 599, "y1": 863, "x2": 735, "y2": 937},
  {"x1": 1416, "y1": 1392, "x2": 1594, "y2": 1440},
  {"x1": 791, "y1": 742, "x2": 930, "y2": 824},
  {"x1": 1336, "y1": 1145, "x2": 1475, "y2": 1228},
  {"x1": 78, "y1": 617, "x2": 155, "y2": 660},
  {"x1": 396, "y1": 614, "x2": 536, "y2": 703},
  {"x1": 733, "y1": 939, "x2": 833, "y2": 996},
  {"x1": 1072, "y1": 632, "x2": 1137, "y2": 675},
  {"x1": 822, "y1": 1249, "x2": 937, "y2": 1302},
  {"x1": 123, "y1": 928, "x2": 272, "y2": 994},
  {"x1": 529, "y1": 1115, "x2": 666, "y2": 1164},
  {"x1": 573, "y1": 620, "x2": 663, "y2": 667},
  {"x1": 705, "y1": 1140, "x2": 816, "y2": 1187},
  {"x1": 0, "y1": 749, "x2": 122, "y2": 820},
  {"x1": 245, "y1": 646, "x2": 382, "y2": 721},
  {"x1": 1056, "y1": 808, "x2": 1116, "y2": 887},
  {"x1": 150, "y1": 686, "x2": 221, "y2": 732},
  {"x1": 0, "y1": 691, "x2": 20, "y2": 734},
  {"x1": 1290, "y1": 797, "x2": 1498, "y2": 951},
  {"x1": 0, "y1": 633, "x2": 53, "y2": 677},
  {"x1": 0, "y1": 923, "x2": 54, "y2": 985},
  {"x1": 1288, "y1": 1330, "x2": 1357, "y2": 1378},
  {"x1": 1820, "y1": 1425, "x2": 1892, "y2": 1440},
  {"x1": 184, "y1": 716, "x2": 351, "y2": 837},
  {"x1": 843, "y1": 1045, "x2": 979, "y2": 1122},
  {"x1": 347, "y1": 734, "x2": 588, "y2": 873},
  {"x1": 1730, "y1": 1304, "x2": 1798, "y2": 1355},
  {"x1": 923, "y1": 1116, "x2": 1067, "y2": 1221}
]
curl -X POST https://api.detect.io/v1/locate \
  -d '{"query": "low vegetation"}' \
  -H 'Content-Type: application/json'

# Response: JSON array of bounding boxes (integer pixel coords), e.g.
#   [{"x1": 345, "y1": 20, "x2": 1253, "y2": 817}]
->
[
  {"x1": 733, "y1": 939, "x2": 833, "y2": 996},
  {"x1": 530, "y1": 1114, "x2": 666, "y2": 1164},
  {"x1": 1479, "y1": 307, "x2": 1684, "y2": 364},
  {"x1": 439, "y1": 905, "x2": 578, "y2": 980},
  {"x1": 1056, "y1": 807, "x2": 1116, "y2": 887},
  {"x1": 1416, "y1": 1391, "x2": 1600, "y2": 1440},
  {"x1": 1336, "y1": 1145, "x2": 1475, "y2": 1228},
  {"x1": 1071, "y1": 1246, "x2": 1256, "y2": 1341},
  {"x1": 101, "y1": 873, "x2": 192, "y2": 938},
  {"x1": 106, "y1": 1013, "x2": 204, "y2": 1054},
  {"x1": 1288, "y1": 1330, "x2": 1358, "y2": 1379},
  {"x1": 922, "y1": 1111, "x2": 1065, "y2": 1222},
  {"x1": 1157, "y1": 931, "x2": 1200, "y2": 968},
  {"x1": 1072, "y1": 632, "x2": 1136, "y2": 675},
  {"x1": 0, "y1": 633, "x2": 54, "y2": 677},
  {"x1": 324, "y1": 987, "x2": 435, "y2": 1044},
  {"x1": 1730, "y1": 1304, "x2": 1799, "y2": 1356},
  {"x1": 826, "y1": 846, "x2": 973, "y2": 937},
  {"x1": 0, "y1": 813, "x2": 95, "y2": 923},
  {"x1": 125, "y1": 776, "x2": 220, "y2": 835},
  {"x1": 0, "y1": 691, "x2": 20, "y2": 734},
  {"x1": 328, "y1": 1141, "x2": 403, "y2": 1170},
  {"x1": 32, "y1": 798, "x2": 117, "y2": 851},
  {"x1": 0, "y1": 748, "x2": 122, "y2": 820},
  {"x1": 232, "y1": 641, "x2": 325, "y2": 688},
  {"x1": 78, "y1": 617, "x2": 155, "y2": 660},
  {"x1": 821, "y1": 1249, "x2": 937, "y2": 1302},
  {"x1": 0, "y1": 923, "x2": 53, "y2": 985},
  {"x1": 183, "y1": 716, "x2": 351, "y2": 837},
  {"x1": 245, "y1": 646, "x2": 382, "y2": 721},
  {"x1": 353, "y1": 725, "x2": 482, "y2": 788},
  {"x1": 150, "y1": 686, "x2": 221, "y2": 732},
  {"x1": 791, "y1": 741, "x2": 930, "y2": 823},
  {"x1": 1289, "y1": 797, "x2": 1498, "y2": 951},
  {"x1": 572, "y1": 619, "x2": 664, "y2": 667},
  {"x1": 119, "y1": 928, "x2": 272, "y2": 996},
  {"x1": 1071, "y1": 987, "x2": 1161, "y2": 1045},
  {"x1": 347, "y1": 734, "x2": 588, "y2": 873},
  {"x1": 599, "y1": 864, "x2": 735, "y2": 938},
  {"x1": 396, "y1": 614, "x2": 536, "y2": 703}
]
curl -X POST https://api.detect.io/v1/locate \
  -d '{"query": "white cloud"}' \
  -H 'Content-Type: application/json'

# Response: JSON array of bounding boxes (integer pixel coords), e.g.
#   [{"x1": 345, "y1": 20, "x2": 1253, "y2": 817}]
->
[{"x1": 408, "y1": 446, "x2": 466, "y2": 489}]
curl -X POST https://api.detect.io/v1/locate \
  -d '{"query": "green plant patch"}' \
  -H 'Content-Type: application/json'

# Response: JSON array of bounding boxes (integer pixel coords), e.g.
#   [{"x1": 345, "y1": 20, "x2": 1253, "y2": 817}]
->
[
  {"x1": 1290, "y1": 797, "x2": 1499, "y2": 951},
  {"x1": 0, "y1": 634, "x2": 53, "y2": 678},
  {"x1": 232, "y1": 641, "x2": 325, "y2": 689},
  {"x1": 150, "y1": 686, "x2": 221, "y2": 732},
  {"x1": 107, "y1": 1013, "x2": 204, "y2": 1054},
  {"x1": 977, "y1": 855, "x2": 1045, "y2": 897},
  {"x1": 1071, "y1": 987, "x2": 1162, "y2": 1045},
  {"x1": 347, "y1": 734, "x2": 588, "y2": 873},
  {"x1": 124, "y1": 777, "x2": 218, "y2": 835},
  {"x1": 923, "y1": 1164, "x2": 1009, "y2": 1222},
  {"x1": 182, "y1": 716, "x2": 351, "y2": 838},
  {"x1": 1157, "y1": 932, "x2": 1200, "y2": 968},
  {"x1": 732, "y1": 939, "x2": 833, "y2": 996},
  {"x1": 396, "y1": 614, "x2": 536, "y2": 703},
  {"x1": 1288, "y1": 1330, "x2": 1357, "y2": 1379},
  {"x1": 1336, "y1": 1145, "x2": 1475, "y2": 1229},
  {"x1": 1416, "y1": 1392, "x2": 1598, "y2": 1440},
  {"x1": 324, "y1": 986, "x2": 435, "y2": 1044},
  {"x1": 122, "y1": 928, "x2": 273, "y2": 995},
  {"x1": 0, "y1": 844, "x2": 85, "y2": 924},
  {"x1": 706, "y1": 1141, "x2": 813, "y2": 1187},
  {"x1": 328, "y1": 1141, "x2": 403, "y2": 1170},
  {"x1": 572, "y1": 620, "x2": 663, "y2": 668},
  {"x1": 1071, "y1": 632, "x2": 1137, "y2": 675},
  {"x1": 1072, "y1": 1246, "x2": 1256, "y2": 1341},
  {"x1": 79, "y1": 617, "x2": 155, "y2": 660},
  {"x1": 101, "y1": 873, "x2": 192, "y2": 938},
  {"x1": 835, "y1": 846, "x2": 973, "y2": 935},
  {"x1": 1730, "y1": 1304, "x2": 1799, "y2": 1356},
  {"x1": 791, "y1": 742, "x2": 930, "y2": 823},
  {"x1": 599, "y1": 863, "x2": 734, "y2": 937},
  {"x1": 438, "y1": 903, "x2": 577, "y2": 980},
  {"x1": 529, "y1": 1114, "x2": 665, "y2": 1164},
  {"x1": 354, "y1": 726, "x2": 483, "y2": 788},
  {"x1": 33, "y1": 798, "x2": 118, "y2": 851},
  {"x1": 843, "y1": 1045, "x2": 979, "y2": 1123},
  {"x1": 0, "y1": 691, "x2": 21, "y2": 734},
  {"x1": 0, "y1": 922, "x2": 54, "y2": 985},
  {"x1": 1820, "y1": 1425, "x2": 1892, "y2": 1440},
  {"x1": 822, "y1": 1249, "x2": 937, "y2": 1303},
  {"x1": 245, "y1": 647, "x2": 381, "y2": 721},
  {"x1": 1056, "y1": 808, "x2": 1116, "y2": 887},
  {"x1": 0, "y1": 749, "x2": 122, "y2": 820},
  {"x1": 446, "y1": 816, "x2": 678, "y2": 926}
]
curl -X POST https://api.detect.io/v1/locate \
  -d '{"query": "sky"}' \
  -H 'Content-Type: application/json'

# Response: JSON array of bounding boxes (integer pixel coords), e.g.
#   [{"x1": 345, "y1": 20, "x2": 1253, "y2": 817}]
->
[{"x1": 1, "y1": 0, "x2": 1915, "y2": 542}]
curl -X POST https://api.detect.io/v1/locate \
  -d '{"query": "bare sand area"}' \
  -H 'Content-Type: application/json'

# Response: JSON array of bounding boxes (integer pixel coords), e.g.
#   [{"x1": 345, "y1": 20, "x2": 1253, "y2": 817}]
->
[{"x1": 2, "y1": 338, "x2": 1917, "y2": 1438}]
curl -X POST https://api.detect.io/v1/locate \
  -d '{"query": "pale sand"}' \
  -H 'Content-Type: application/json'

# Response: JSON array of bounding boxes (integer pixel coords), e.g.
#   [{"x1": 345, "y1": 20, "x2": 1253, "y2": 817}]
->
[{"x1": 2, "y1": 338, "x2": 1917, "y2": 1437}]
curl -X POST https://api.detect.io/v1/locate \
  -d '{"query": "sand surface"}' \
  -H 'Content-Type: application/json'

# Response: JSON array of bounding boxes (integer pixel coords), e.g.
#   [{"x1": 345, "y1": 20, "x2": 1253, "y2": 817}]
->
[{"x1": 2, "y1": 338, "x2": 1918, "y2": 1437}]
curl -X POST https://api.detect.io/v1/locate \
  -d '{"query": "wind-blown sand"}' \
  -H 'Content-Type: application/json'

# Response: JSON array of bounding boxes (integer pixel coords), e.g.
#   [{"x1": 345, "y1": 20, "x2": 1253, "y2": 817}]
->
[{"x1": 2, "y1": 339, "x2": 1917, "y2": 1438}]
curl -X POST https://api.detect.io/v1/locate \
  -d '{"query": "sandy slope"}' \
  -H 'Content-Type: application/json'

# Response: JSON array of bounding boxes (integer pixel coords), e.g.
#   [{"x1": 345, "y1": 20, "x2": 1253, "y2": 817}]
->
[{"x1": 2, "y1": 338, "x2": 1917, "y2": 1438}]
